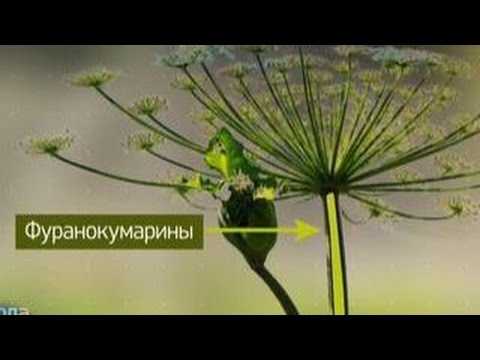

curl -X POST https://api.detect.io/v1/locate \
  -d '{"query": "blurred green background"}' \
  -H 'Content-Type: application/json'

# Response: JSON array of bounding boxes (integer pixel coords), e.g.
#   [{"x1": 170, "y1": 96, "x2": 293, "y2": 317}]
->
[{"x1": 1, "y1": 45, "x2": 480, "y2": 315}]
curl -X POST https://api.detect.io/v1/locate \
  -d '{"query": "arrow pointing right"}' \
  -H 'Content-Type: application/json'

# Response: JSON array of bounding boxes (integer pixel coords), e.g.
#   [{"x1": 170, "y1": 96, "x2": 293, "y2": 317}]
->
[{"x1": 207, "y1": 219, "x2": 321, "y2": 243}]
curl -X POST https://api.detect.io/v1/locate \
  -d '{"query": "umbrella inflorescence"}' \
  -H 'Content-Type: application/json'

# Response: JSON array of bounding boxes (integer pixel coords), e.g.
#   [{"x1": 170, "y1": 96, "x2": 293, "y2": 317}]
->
[
  {"x1": 26, "y1": 45, "x2": 480, "y2": 222},
  {"x1": 23, "y1": 45, "x2": 480, "y2": 316}
]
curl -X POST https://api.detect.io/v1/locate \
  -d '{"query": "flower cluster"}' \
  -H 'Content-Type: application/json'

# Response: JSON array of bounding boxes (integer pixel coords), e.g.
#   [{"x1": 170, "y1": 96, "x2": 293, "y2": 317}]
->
[
  {"x1": 36, "y1": 45, "x2": 480, "y2": 227},
  {"x1": 446, "y1": 196, "x2": 479, "y2": 217},
  {"x1": 21, "y1": 133, "x2": 75, "y2": 155},
  {"x1": 126, "y1": 132, "x2": 164, "y2": 151},
  {"x1": 239, "y1": 45, "x2": 277, "y2": 54},
  {"x1": 331, "y1": 45, "x2": 471, "y2": 77},
  {"x1": 334, "y1": 45, "x2": 371, "y2": 57},
  {"x1": 130, "y1": 96, "x2": 168, "y2": 116},
  {"x1": 171, "y1": 75, "x2": 200, "y2": 92},
  {"x1": 265, "y1": 56, "x2": 297, "y2": 73},
  {"x1": 392, "y1": 168, "x2": 420, "y2": 184},
  {"x1": 158, "y1": 45, "x2": 233, "y2": 68},
  {"x1": 221, "y1": 63, "x2": 257, "y2": 79},
  {"x1": 370, "y1": 46, "x2": 437, "y2": 68},
  {"x1": 365, "y1": 197, "x2": 396, "y2": 221},
  {"x1": 69, "y1": 68, "x2": 116, "y2": 88},
  {"x1": 435, "y1": 153, "x2": 471, "y2": 176},
  {"x1": 229, "y1": 171, "x2": 254, "y2": 193}
]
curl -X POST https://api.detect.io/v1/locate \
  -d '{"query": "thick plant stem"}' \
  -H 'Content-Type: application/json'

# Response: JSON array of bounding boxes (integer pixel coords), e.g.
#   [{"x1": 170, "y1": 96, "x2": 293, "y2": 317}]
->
[
  {"x1": 251, "y1": 265, "x2": 300, "y2": 315},
  {"x1": 322, "y1": 192, "x2": 349, "y2": 315}
]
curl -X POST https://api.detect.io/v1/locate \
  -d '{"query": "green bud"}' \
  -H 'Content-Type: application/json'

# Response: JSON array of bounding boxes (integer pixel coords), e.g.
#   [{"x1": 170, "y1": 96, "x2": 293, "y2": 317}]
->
[{"x1": 220, "y1": 193, "x2": 277, "y2": 268}]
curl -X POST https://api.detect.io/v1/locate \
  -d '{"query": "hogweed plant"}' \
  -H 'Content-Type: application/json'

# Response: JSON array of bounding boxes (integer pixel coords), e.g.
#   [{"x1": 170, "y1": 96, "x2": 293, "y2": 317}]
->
[{"x1": 23, "y1": 45, "x2": 480, "y2": 315}]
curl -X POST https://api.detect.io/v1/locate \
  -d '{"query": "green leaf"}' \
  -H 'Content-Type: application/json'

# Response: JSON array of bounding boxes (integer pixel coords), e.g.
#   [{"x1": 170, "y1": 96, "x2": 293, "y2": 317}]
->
[
  {"x1": 205, "y1": 127, "x2": 260, "y2": 179},
  {"x1": 175, "y1": 173, "x2": 218, "y2": 197}
]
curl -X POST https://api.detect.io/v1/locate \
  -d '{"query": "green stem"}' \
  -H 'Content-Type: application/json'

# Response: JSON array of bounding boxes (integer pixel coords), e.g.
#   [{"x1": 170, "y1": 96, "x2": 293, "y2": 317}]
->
[
  {"x1": 146, "y1": 114, "x2": 205, "y2": 151},
  {"x1": 251, "y1": 264, "x2": 300, "y2": 315},
  {"x1": 322, "y1": 192, "x2": 349, "y2": 315},
  {"x1": 146, "y1": 149, "x2": 220, "y2": 179},
  {"x1": 94, "y1": 87, "x2": 204, "y2": 154},
  {"x1": 50, "y1": 153, "x2": 186, "y2": 190},
  {"x1": 348, "y1": 192, "x2": 455, "y2": 220}
]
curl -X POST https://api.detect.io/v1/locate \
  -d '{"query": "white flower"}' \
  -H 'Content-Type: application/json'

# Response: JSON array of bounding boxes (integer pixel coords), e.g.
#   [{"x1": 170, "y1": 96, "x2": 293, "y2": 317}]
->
[
  {"x1": 230, "y1": 171, "x2": 254, "y2": 192},
  {"x1": 157, "y1": 45, "x2": 233, "y2": 68}
]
